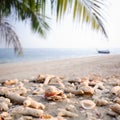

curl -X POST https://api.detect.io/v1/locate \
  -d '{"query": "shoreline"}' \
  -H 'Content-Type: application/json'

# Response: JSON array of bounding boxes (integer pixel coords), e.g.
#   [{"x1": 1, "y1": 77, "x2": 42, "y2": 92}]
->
[{"x1": 0, "y1": 54, "x2": 120, "y2": 80}]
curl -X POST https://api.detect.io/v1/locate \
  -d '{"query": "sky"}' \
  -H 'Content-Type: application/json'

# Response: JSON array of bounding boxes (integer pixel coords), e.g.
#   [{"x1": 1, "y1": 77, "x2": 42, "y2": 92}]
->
[{"x1": 1, "y1": 0, "x2": 120, "y2": 49}]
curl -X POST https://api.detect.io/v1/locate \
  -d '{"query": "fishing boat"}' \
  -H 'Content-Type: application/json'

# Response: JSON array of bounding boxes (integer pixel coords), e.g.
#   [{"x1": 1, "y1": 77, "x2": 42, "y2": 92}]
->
[{"x1": 97, "y1": 50, "x2": 110, "y2": 54}]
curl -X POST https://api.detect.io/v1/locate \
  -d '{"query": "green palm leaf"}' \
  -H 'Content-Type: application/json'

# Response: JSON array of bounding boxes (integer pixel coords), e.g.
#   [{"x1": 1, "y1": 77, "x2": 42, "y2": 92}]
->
[
  {"x1": 52, "y1": 0, "x2": 108, "y2": 37},
  {"x1": 0, "y1": 18, "x2": 22, "y2": 55}
]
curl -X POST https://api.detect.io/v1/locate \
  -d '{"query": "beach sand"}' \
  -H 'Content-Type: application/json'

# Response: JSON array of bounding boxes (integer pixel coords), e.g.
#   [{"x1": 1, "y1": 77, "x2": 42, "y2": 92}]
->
[
  {"x1": 0, "y1": 54, "x2": 120, "y2": 120},
  {"x1": 0, "y1": 54, "x2": 120, "y2": 80}
]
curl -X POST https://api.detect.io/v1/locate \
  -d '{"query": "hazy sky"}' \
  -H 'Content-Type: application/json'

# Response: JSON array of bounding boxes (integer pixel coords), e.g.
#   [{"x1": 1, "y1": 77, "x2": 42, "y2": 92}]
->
[{"x1": 4, "y1": 0, "x2": 120, "y2": 49}]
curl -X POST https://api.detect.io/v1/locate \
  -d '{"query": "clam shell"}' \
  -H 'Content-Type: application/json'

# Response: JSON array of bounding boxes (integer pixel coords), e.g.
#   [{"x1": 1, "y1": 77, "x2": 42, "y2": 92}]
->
[{"x1": 80, "y1": 100, "x2": 96, "y2": 109}]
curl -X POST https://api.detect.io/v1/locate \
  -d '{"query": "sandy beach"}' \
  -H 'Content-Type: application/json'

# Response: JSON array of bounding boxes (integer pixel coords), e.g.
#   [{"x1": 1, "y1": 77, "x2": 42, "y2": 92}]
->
[
  {"x1": 0, "y1": 54, "x2": 120, "y2": 120},
  {"x1": 0, "y1": 54, "x2": 120, "y2": 80}
]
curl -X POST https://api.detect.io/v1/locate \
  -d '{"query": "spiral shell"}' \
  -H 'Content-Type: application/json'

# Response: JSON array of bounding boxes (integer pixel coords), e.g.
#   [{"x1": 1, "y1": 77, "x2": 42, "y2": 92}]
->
[{"x1": 45, "y1": 86, "x2": 66, "y2": 101}]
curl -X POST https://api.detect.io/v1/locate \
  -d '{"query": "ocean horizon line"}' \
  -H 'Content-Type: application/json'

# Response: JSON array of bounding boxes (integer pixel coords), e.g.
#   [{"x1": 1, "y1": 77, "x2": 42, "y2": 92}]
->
[{"x1": 0, "y1": 48, "x2": 120, "y2": 64}]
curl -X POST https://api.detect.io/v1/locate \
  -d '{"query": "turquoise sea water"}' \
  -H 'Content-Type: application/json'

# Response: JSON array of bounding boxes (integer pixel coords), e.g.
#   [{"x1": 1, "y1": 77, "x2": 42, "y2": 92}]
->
[{"x1": 0, "y1": 48, "x2": 120, "y2": 64}]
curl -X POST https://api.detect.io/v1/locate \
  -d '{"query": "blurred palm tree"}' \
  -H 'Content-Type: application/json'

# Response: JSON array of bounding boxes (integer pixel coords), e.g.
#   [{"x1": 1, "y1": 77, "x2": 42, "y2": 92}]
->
[{"x1": 0, "y1": 0, "x2": 108, "y2": 54}]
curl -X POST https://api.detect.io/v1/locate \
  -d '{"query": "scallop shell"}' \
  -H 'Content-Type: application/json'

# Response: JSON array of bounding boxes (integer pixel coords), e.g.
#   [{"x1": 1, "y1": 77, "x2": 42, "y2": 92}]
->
[
  {"x1": 80, "y1": 100, "x2": 96, "y2": 109},
  {"x1": 111, "y1": 86, "x2": 120, "y2": 95}
]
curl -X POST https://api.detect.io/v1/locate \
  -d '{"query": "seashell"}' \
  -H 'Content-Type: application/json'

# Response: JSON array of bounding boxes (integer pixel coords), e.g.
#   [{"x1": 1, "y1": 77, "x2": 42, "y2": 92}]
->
[
  {"x1": 111, "y1": 86, "x2": 120, "y2": 95},
  {"x1": 45, "y1": 86, "x2": 66, "y2": 101},
  {"x1": 66, "y1": 93, "x2": 74, "y2": 98},
  {"x1": 89, "y1": 76, "x2": 100, "y2": 86},
  {"x1": 2, "y1": 79, "x2": 18, "y2": 85},
  {"x1": 94, "y1": 98, "x2": 108, "y2": 106},
  {"x1": 66, "y1": 104, "x2": 77, "y2": 112},
  {"x1": 113, "y1": 97, "x2": 120, "y2": 104},
  {"x1": 110, "y1": 104, "x2": 120, "y2": 114},
  {"x1": 36, "y1": 74, "x2": 45, "y2": 83},
  {"x1": 89, "y1": 80, "x2": 98, "y2": 86},
  {"x1": 79, "y1": 86, "x2": 94, "y2": 95},
  {"x1": 45, "y1": 86, "x2": 62, "y2": 98},
  {"x1": 80, "y1": 100, "x2": 96, "y2": 109},
  {"x1": 93, "y1": 82, "x2": 105, "y2": 90},
  {"x1": 80, "y1": 77, "x2": 89, "y2": 86}
]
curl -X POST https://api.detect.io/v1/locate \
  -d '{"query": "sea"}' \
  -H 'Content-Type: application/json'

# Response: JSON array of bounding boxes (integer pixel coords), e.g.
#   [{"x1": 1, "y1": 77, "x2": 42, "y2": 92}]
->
[{"x1": 0, "y1": 48, "x2": 120, "y2": 64}]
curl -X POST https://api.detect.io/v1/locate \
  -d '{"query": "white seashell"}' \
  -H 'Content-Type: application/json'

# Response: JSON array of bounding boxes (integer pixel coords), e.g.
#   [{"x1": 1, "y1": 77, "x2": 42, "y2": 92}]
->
[
  {"x1": 80, "y1": 100, "x2": 96, "y2": 109},
  {"x1": 111, "y1": 86, "x2": 120, "y2": 95}
]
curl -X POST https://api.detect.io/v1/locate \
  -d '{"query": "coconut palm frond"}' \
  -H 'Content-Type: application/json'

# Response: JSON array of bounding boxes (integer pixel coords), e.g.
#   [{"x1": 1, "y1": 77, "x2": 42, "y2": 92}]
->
[
  {"x1": 0, "y1": 19, "x2": 22, "y2": 55},
  {"x1": 15, "y1": 0, "x2": 50, "y2": 37},
  {"x1": 0, "y1": 0, "x2": 49, "y2": 37},
  {"x1": 72, "y1": 0, "x2": 108, "y2": 37},
  {"x1": 81, "y1": 0, "x2": 108, "y2": 37},
  {"x1": 52, "y1": 0, "x2": 108, "y2": 37}
]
